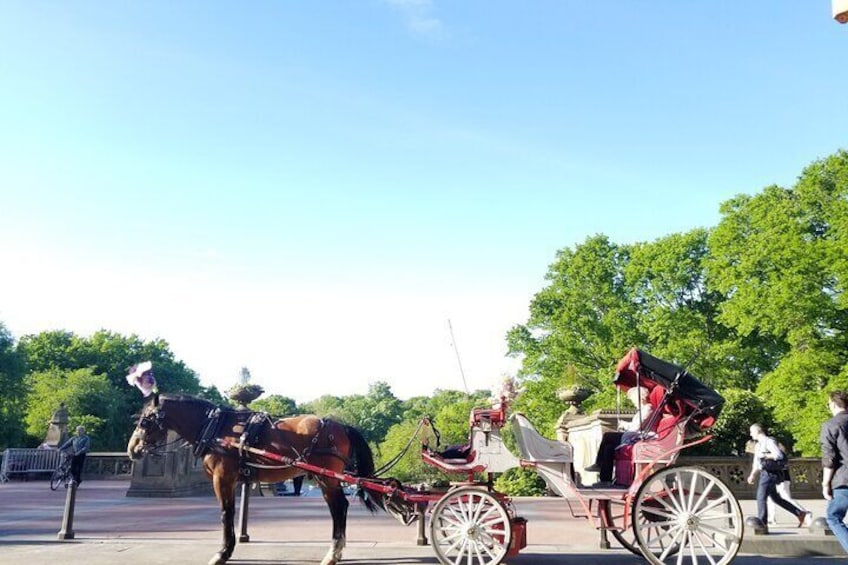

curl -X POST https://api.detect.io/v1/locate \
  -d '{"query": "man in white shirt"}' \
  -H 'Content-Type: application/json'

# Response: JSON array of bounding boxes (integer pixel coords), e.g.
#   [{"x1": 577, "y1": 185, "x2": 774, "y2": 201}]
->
[{"x1": 746, "y1": 423, "x2": 809, "y2": 530}]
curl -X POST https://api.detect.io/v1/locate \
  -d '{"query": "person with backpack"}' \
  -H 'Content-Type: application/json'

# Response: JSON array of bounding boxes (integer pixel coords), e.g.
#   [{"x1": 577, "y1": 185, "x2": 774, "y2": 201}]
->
[
  {"x1": 767, "y1": 442, "x2": 809, "y2": 526},
  {"x1": 746, "y1": 423, "x2": 810, "y2": 531}
]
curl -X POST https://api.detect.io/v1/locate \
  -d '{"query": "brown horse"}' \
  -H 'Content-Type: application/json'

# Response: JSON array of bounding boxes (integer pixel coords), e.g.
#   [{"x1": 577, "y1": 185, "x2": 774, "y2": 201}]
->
[{"x1": 127, "y1": 394, "x2": 383, "y2": 565}]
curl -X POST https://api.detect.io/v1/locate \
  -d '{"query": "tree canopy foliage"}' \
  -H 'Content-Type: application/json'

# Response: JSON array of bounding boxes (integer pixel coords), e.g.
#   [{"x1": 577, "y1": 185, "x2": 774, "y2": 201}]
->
[
  {"x1": 509, "y1": 150, "x2": 848, "y2": 455},
  {"x1": 0, "y1": 323, "x2": 26, "y2": 448},
  {"x1": 8, "y1": 330, "x2": 204, "y2": 450}
]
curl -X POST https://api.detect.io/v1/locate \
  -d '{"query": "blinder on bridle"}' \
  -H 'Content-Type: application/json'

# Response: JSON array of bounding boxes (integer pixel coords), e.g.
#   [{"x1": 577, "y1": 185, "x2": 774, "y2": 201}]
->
[{"x1": 133, "y1": 395, "x2": 169, "y2": 454}]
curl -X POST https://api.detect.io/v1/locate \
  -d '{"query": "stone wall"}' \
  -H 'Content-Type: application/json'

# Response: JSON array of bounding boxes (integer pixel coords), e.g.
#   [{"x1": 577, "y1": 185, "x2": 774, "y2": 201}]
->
[
  {"x1": 83, "y1": 452, "x2": 134, "y2": 480},
  {"x1": 677, "y1": 455, "x2": 822, "y2": 500}
]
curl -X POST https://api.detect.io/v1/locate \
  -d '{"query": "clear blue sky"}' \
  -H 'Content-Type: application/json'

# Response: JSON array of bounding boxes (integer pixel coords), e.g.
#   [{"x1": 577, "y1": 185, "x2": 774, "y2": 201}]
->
[{"x1": 1, "y1": 2, "x2": 846, "y2": 402}]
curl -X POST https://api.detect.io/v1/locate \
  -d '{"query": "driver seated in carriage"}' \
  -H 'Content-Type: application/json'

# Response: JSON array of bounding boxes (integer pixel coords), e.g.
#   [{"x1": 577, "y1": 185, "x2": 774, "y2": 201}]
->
[
  {"x1": 589, "y1": 348, "x2": 724, "y2": 487},
  {"x1": 583, "y1": 385, "x2": 657, "y2": 485}
]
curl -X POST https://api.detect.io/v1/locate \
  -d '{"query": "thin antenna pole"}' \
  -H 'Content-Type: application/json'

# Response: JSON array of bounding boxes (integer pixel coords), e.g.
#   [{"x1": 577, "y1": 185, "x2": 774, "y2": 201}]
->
[{"x1": 447, "y1": 319, "x2": 470, "y2": 394}]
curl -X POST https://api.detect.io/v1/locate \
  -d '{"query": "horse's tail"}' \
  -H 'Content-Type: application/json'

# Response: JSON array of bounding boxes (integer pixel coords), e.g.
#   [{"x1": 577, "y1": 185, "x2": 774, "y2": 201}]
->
[{"x1": 345, "y1": 424, "x2": 385, "y2": 513}]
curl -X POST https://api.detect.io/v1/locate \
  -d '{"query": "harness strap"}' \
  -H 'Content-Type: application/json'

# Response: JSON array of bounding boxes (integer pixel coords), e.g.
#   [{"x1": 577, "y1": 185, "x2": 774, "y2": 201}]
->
[
  {"x1": 238, "y1": 412, "x2": 271, "y2": 478},
  {"x1": 194, "y1": 408, "x2": 226, "y2": 458},
  {"x1": 300, "y1": 418, "x2": 351, "y2": 469}
]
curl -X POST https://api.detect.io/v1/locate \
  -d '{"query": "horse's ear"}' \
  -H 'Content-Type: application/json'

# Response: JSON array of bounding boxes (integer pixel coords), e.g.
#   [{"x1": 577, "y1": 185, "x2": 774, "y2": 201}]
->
[{"x1": 153, "y1": 393, "x2": 160, "y2": 407}]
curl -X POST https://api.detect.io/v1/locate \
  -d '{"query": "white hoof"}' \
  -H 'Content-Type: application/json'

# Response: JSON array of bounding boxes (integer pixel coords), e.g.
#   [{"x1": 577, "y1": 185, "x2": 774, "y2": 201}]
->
[
  {"x1": 208, "y1": 553, "x2": 227, "y2": 565},
  {"x1": 319, "y1": 558, "x2": 337, "y2": 565}
]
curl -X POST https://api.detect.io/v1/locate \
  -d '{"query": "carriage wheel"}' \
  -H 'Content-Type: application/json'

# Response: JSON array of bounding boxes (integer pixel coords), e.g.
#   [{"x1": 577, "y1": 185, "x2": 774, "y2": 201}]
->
[
  {"x1": 633, "y1": 466, "x2": 743, "y2": 565},
  {"x1": 429, "y1": 486, "x2": 511, "y2": 565},
  {"x1": 601, "y1": 497, "x2": 681, "y2": 558}
]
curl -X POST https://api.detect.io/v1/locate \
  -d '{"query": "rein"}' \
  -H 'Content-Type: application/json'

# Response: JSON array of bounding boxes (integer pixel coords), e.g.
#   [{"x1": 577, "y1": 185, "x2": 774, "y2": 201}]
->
[
  {"x1": 373, "y1": 417, "x2": 430, "y2": 477},
  {"x1": 143, "y1": 430, "x2": 191, "y2": 456}
]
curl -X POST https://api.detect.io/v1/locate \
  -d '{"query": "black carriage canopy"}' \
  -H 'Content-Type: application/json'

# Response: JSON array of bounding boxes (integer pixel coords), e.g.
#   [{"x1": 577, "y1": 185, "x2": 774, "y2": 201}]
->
[{"x1": 613, "y1": 348, "x2": 725, "y2": 429}]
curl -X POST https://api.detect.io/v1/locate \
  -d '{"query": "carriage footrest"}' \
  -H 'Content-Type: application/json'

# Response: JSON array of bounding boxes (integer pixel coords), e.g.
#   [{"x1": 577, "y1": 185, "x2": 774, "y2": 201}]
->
[{"x1": 508, "y1": 517, "x2": 527, "y2": 557}]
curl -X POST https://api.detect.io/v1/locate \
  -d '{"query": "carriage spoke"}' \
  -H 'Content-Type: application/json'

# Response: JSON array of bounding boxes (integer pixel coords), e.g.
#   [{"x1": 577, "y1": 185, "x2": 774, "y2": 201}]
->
[{"x1": 634, "y1": 467, "x2": 743, "y2": 565}]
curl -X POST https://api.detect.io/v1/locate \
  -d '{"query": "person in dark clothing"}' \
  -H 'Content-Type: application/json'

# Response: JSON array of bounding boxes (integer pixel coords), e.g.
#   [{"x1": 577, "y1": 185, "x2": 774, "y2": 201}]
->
[
  {"x1": 746, "y1": 423, "x2": 809, "y2": 530},
  {"x1": 821, "y1": 391, "x2": 848, "y2": 553},
  {"x1": 59, "y1": 425, "x2": 91, "y2": 485},
  {"x1": 292, "y1": 475, "x2": 304, "y2": 496}
]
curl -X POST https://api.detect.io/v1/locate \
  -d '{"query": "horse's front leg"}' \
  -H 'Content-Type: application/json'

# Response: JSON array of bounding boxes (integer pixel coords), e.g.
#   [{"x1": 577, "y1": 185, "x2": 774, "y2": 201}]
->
[
  {"x1": 208, "y1": 467, "x2": 237, "y2": 565},
  {"x1": 321, "y1": 487, "x2": 349, "y2": 565}
]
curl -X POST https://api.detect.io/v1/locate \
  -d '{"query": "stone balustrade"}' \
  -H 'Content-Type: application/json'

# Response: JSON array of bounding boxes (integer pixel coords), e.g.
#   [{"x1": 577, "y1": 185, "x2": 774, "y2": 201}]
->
[
  {"x1": 84, "y1": 452, "x2": 823, "y2": 501},
  {"x1": 83, "y1": 452, "x2": 135, "y2": 480},
  {"x1": 677, "y1": 455, "x2": 822, "y2": 500}
]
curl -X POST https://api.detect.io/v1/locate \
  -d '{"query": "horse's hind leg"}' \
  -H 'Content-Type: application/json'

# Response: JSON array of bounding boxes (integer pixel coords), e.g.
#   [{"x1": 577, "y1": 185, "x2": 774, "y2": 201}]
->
[
  {"x1": 209, "y1": 468, "x2": 237, "y2": 565},
  {"x1": 321, "y1": 487, "x2": 349, "y2": 565}
]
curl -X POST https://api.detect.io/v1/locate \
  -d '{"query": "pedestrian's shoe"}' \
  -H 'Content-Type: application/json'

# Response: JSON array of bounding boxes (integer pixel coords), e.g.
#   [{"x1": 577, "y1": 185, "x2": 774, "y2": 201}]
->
[
  {"x1": 797, "y1": 511, "x2": 811, "y2": 528},
  {"x1": 584, "y1": 463, "x2": 601, "y2": 473}
]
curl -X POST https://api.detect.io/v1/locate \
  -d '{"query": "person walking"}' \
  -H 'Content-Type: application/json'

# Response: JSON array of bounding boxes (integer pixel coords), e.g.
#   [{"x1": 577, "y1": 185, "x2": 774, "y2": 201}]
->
[
  {"x1": 821, "y1": 390, "x2": 848, "y2": 554},
  {"x1": 746, "y1": 423, "x2": 809, "y2": 530},
  {"x1": 59, "y1": 425, "x2": 91, "y2": 486},
  {"x1": 767, "y1": 444, "x2": 809, "y2": 526}
]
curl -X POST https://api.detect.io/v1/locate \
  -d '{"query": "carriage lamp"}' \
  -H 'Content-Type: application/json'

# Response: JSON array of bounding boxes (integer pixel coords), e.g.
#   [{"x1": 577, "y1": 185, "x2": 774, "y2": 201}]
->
[{"x1": 835, "y1": 0, "x2": 848, "y2": 23}]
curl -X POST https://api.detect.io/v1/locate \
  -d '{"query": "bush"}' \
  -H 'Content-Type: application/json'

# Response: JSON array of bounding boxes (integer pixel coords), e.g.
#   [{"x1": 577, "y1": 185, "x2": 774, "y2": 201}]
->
[
  {"x1": 688, "y1": 387, "x2": 779, "y2": 456},
  {"x1": 494, "y1": 467, "x2": 547, "y2": 496}
]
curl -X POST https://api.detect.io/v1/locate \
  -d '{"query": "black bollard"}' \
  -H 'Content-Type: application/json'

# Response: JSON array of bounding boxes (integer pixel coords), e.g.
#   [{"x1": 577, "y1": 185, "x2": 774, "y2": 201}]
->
[
  {"x1": 57, "y1": 481, "x2": 77, "y2": 540},
  {"x1": 745, "y1": 515, "x2": 768, "y2": 535},
  {"x1": 238, "y1": 481, "x2": 250, "y2": 543}
]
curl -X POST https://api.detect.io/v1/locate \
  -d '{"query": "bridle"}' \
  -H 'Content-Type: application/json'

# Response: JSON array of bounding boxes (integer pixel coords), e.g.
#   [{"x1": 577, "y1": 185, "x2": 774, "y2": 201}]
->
[{"x1": 132, "y1": 403, "x2": 184, "y2": 456}]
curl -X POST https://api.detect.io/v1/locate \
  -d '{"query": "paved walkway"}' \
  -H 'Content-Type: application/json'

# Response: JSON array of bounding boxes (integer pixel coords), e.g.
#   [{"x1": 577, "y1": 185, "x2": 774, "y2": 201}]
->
[{"x1": 0, "y1": 481, "x2": 845, "y2": 564}]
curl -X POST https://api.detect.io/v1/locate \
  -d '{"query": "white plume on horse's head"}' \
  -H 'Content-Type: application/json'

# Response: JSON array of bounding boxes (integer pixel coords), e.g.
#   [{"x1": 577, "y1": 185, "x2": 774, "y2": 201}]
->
[{"x1": 126, "y1": 361, "x2": 157, "y2": 397}]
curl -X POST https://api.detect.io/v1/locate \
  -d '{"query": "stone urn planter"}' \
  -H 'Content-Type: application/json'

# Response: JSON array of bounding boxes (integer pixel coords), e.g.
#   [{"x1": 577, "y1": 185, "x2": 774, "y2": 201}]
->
[
  {"x1": 557, "y1": 386, "x2": 592, "y2": 416},
  {"x1": 227, "y1": 384, "x2": 264, "y2": 409}
]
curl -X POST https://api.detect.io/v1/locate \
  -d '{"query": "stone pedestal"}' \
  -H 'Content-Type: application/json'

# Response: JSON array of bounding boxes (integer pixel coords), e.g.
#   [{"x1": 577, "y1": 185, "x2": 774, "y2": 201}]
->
[
  {"x1": 560, "y1": 409, "x2": 635, "y2": 485},
  {"x1": 126, "y1": 431, "x2": 212, "y2": 497},
  {"x1": 44, "y1": 404, "x2": 69, "y2": 448}
]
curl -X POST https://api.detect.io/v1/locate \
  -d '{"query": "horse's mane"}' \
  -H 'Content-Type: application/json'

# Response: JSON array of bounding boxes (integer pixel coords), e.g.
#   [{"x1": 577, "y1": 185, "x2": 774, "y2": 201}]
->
[{"x1": 155, "y1": 393, "x2": 217, "y2": 411}]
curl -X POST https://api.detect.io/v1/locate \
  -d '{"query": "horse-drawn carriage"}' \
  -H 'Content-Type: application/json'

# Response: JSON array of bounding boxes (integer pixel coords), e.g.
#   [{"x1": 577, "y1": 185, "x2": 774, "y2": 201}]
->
[{"x1": 127, "y1": 348, "x2": 743, "y2": 565}]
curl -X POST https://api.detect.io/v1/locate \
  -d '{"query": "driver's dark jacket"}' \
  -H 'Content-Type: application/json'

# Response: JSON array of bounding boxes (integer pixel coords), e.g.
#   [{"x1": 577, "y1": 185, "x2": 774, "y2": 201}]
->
[{"x1": 821, "y1": 411, "x2": 848, "y2": 490}]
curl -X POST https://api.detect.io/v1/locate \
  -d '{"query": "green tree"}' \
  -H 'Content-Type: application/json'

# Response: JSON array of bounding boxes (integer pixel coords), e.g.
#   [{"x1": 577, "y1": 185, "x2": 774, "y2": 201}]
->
[
  {"x1": 707, "y1": 151, "x2": 848, "y2": 454},
  {"x1": 300, "y1": 394, "x2": 348, "y2": 419},
  {"x1": 340, "y1": 382, "x2": 404, "y2": 445},
  {"x1": 625, "y1": 230, "x2": 768, "y2": 390},
  {"x1": 507, "y1": 235, "x2": 643, "y2": 398},
  {"x1": 375, "y1": 389, "x2": 491, "y2": 483},
  {"x1": 18, "y1": 329, "x2": 203, "y2": 449},
  {"x1": 507, "y1": 231, "x2": 749, "y2": 430},
  {"x1": 0, "y1": 322, "x2": 26, "y2": 449},
  {"x1": 24, "y1": 367, "x2": 123, "y2": 449},
  {"x1": 251, "y1": 394, "x2": 299, "y2": 417},
  {"x1": 691, "y1": 388, "x2": 779, "y2": 457},
  {"x1": 198, "y1": 384, "x2": 228, "y2": 405}
]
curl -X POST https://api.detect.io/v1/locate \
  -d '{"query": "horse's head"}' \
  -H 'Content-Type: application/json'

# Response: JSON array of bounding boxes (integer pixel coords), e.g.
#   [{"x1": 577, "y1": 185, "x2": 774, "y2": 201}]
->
[{"x1": 127, "y1": 394, "x2": 169, "y2": 460}]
